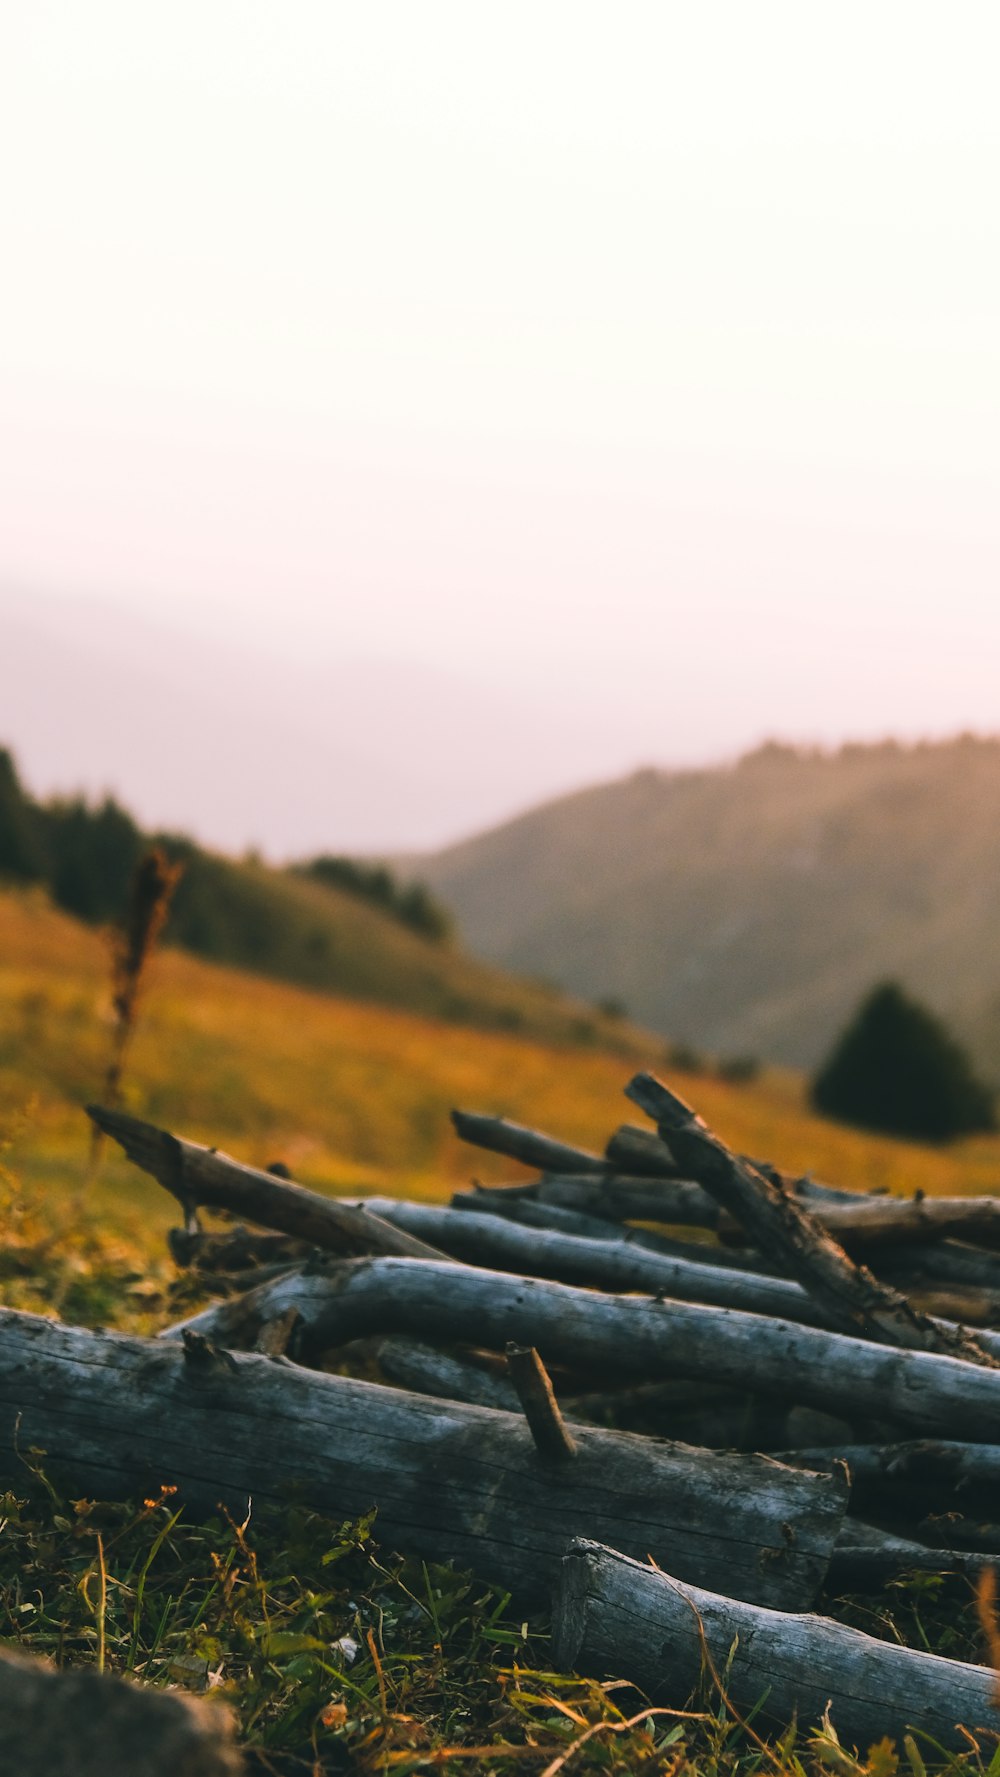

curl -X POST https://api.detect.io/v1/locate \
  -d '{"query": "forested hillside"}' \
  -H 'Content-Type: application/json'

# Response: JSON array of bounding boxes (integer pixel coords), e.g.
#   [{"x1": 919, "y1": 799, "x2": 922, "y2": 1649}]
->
[
  {"x1": 0, "y1": 747, "x2": 633, "y2": 1050},
  {"x1": 417, "y1": 735, "x2": 1000, "y2": 1080}
]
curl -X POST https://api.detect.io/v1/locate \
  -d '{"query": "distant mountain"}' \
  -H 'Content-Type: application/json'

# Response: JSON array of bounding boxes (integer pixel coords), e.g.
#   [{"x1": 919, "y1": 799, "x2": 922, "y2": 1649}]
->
[{"x1": 416, "y1": 736, "x2": 1000, "y2": 1082}]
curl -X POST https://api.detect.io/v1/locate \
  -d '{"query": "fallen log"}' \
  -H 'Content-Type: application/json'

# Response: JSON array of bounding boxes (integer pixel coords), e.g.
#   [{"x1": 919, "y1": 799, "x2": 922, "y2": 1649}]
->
[
  {"x1": 450, "y1": 1110, "x2": 607, "y2": 1176},
  {"x1": 349, "y1": 1196, "x2": 851, "y2": 1326},
  {"x1": 533, "y1": 1173, "x2": 733, "y2": 1229},
  {"x1": 603, "y1": 1122, "x2": 682, "y2": 1175},
  {"x1": 827, "y1": 1519, "x2": 995, "y2": 1587},
  {"x1": 605, "y1": 1124, "x2": 855, "y2": 1204},
  {"x1": 0, "y1": 1308, "x2": 846, "y2": 1609},
  {"x1": 626, "y1": 1073, "x2": 995, "y2": 1364},
  {"x1": 167, "y1": 1256, "x2": 1000, "y2": 1440},
  {"x1": 454, "y1": 1194, "x2": 1000, "y2": 1322},
  {"x1": 807, "y1": 1195, "x2": 1000, "y2": 1252},
  {"x1": 451, "y1": 1188, "x2": 771, "y2": 1269},
  {"x1": 504, "y1": 1170, "x2": 1000, "y2": 1265},
  {"x1": 361, "y1": 1195, "x2": 1000, "y2": 1355},
  {"x1": 552, "y1": 1539, "x2": 1000, "y2": 1752},
  {"x1": 376, "y1": 1336, "x2": 520, "y2": 1411},
  {"x1": 86, "y1": 1105, "x2": 444, "y2": 1262},
  {"x1": 780, "y1": 1438, "x2": 1000, "y2": 1500},
  {"x1": 880, "y1": 1239, "x2": 1000, "y2": 1299}
]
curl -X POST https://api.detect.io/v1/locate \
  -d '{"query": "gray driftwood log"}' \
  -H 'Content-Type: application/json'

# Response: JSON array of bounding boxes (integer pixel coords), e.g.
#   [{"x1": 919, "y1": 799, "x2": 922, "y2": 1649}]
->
[
  {"x1": 450, "y1": 1188, "x2": 771, "y2": 1266},
  {"x1": 450, "y1": 1110, "x2": 608, "y2": 1175},
  {"x1": 0, "y1": 1309, "x2": 845, "y2": 1610},
  {"x1": 487, "y1": 1169, "x2": 1000, "y2": 1258},
  {"x1": 168, "y1": 1256, "x2": 1000, "y2": 1440},
  {"x1": 827, "y1": 1520, "x2": 995, "y2": 1587},
  {"x1": 86, "y1": 1105, "x2": 442, "y2": 1261},
  {"x1": 781, "y1": 1428, "x2": 1000, "y2": 1499},
  {"x1": 552, "y1": 1539, "x2": 1000, "y2": 1752},
  {"x1": 343, "y1": 1198, "x2": 1000, "y2": 1356},
  {"x1": 625, "y1": 1072, "x2": 995, "y2": 1364},
  {"x1": 376, "y1": 1336, "x2": 521, "y2": 1411}
]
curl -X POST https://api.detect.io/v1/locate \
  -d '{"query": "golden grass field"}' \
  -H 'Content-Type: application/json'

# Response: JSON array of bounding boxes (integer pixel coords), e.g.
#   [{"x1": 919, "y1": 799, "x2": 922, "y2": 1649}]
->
[{"x1": 3, "y1": 884, "x2": 1000, "y2": 1276}]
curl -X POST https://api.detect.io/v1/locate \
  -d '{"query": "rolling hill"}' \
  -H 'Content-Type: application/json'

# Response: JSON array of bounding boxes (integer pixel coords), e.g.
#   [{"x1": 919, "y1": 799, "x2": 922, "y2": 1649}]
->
[{"x1": 416, "y1": 735, "x2": 1000, "y2": 1083}]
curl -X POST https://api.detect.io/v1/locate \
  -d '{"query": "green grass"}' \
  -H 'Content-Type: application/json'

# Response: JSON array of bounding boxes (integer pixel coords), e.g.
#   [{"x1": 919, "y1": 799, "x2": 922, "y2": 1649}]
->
[{"x1": 2, "y1": 1465, "x2": 996, "y2": 1776}]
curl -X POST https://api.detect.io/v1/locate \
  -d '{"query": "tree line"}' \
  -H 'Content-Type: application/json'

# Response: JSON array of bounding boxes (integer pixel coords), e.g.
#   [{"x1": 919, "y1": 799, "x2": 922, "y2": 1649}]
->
[{"x1": 0, "y1": 746, "x2": 453, "y2": 955}]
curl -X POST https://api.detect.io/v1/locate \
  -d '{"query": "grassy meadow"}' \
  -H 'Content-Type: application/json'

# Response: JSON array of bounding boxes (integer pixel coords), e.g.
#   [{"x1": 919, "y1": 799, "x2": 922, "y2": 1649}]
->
[
  {"x1": 5, "y1": 882, "x2": 1000, "y2": 1261},
  {"x1": 4, "y1": 883, "x2": 1000, "y2": 1277}
]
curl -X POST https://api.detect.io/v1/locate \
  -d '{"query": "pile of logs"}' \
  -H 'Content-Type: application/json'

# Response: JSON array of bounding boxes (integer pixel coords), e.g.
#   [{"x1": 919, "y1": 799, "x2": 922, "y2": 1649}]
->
[{"x1": 4, "y1": 1074, "x2": 1000, "y2": 1755}]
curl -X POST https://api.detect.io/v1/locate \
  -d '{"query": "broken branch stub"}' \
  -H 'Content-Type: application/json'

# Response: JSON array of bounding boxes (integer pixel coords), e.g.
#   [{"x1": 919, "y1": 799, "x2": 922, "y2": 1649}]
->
[{"x1": 505, "y1": 1342, "x2": 577, "y2": 1462}]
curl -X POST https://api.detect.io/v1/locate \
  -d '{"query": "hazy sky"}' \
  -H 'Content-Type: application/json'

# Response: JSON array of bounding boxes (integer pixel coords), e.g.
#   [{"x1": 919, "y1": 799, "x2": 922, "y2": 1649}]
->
[{"x1": 2, "y1": 2, "x2": 999, "y2": 841}]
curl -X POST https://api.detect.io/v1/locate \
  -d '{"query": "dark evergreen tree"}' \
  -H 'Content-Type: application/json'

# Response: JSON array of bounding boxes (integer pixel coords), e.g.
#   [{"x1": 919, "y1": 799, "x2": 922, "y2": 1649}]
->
[
  {"x1": 811, "y1": 981, "x2": 995, "y2": 1142},
  {"x1": 0, "y1": 749, "x2": 46, "y2": 882},
  {"x1": 42, "y1": 796, "x2": 143, "y2": 923}
]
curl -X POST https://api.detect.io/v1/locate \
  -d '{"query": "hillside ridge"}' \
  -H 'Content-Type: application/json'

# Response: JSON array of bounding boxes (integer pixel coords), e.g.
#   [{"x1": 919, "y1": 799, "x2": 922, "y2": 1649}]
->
[{"x1": 416, "y1": 734, "x2": 1000, "y2": 1081}]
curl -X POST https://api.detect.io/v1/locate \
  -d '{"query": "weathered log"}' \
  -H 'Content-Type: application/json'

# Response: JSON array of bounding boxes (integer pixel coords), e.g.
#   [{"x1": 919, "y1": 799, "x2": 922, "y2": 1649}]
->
[
  {"x1": 348, "y1": 1195, "x2": 1000, "y2": 1357},
  {"x1": 552, "y1": 1539, "x2": 1000, "y2": 1752},
  {"x1": 0, "y1": 1309, "x2": 846, "y2": 1609},
  {"x1": 87, "y1": 1105, "x2": 444, "y2": 1262},
  {"x1": 376, "y1": 1336, "x2": 520, "y2": 1411},
  {"x1": 506, "y1": 1171, "x2": 1000, "y2": 1277},
  {"x1": 828, "y1": 1519, "x2": 995, "y2": 1587},
  {"x1": 349, "y1": 1196, "x2": 844, "y2": 1325},
  {"x1": 450, "y1": 1109, "x2": 606, "y2": 1175},
  {"x1": 606, "y1": 1124, "x2": 854, "y2": 1204},
  {"x1": 457, "y1": 1188, "x2": 793, "y2": 1276},
  {"x1": 603, "y1": 1122, "x2": 682, "y2": 1175},
  {"x1": 536, "y1": 1172, "x2": 733, "y2": 1229},
  {"x1": 626, "y1": 1072, "x2": 996, "y2": 1364},
  {"x1": 167, "y1": 1256, "x2": 1000, "y2": 1440},
  {"x1": 451, "y1": 1188, "x2": 770, "y2": 1269},
  {"x1": 781, "y1": 1438, "x2": 1000, "y2": 1500},
  {"x1": 879, "y1": 1239, "x2": 1000, "y2": 1298},
  {"x1": 809, "y1": 1195, "x2": 1000, "y2": 1252},
  {"x1": 0, "y1": 1648, "x2": 241, "y2": 1777}
]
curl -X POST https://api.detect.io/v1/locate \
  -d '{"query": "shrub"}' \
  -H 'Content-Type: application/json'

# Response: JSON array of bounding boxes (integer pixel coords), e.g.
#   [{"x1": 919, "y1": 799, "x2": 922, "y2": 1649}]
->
[
  {"x1": 295, "y1": 856, "x2": 452, "y2": 942},
  {"x1": 717, "y1": 1054, "x2": 760, "y2": 1085},
  {"x1": 666, "y1": 1042, "x2": 705, "y2": 1075},
  {"x1": 595, "y1": 996, "x2": 628, "y2": 1021},
  {"x1": 811, "y1": 981, "x2": 995, "y2": 1142}
]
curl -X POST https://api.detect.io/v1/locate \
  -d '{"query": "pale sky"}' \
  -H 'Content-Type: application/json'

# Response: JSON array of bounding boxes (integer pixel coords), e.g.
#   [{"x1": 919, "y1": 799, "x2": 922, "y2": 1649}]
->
[{"x1": 1, "y1": 2, "x2": 999, "y2": 846}]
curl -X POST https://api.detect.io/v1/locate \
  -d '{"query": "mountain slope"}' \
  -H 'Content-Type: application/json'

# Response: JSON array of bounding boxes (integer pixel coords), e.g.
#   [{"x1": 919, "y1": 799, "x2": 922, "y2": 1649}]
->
[{"x1": 416, "y1": 736, "x2": 1000, "y2": 1080}]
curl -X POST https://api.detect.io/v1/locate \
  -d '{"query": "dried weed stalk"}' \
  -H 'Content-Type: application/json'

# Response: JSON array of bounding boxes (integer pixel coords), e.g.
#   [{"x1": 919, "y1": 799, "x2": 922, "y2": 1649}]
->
[{"x1": 88, "y1": 847, "x2": 183, "y2": 1176}]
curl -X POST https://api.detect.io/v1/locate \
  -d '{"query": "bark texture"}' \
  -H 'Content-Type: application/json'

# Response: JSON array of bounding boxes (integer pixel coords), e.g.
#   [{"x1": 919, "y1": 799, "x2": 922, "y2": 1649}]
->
[
  {"x1": 552, "y1": 1539, "x2": 1000, "y2": 1752},
  {"x1": 0, "y1": 1308, "x2": 846, "y2": 1609},
  {"x1": 168, "y1": 1255, "x2": 1000, "y2": 1440}
]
